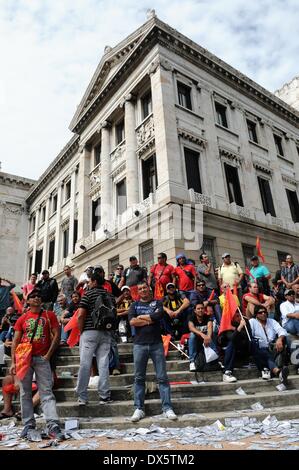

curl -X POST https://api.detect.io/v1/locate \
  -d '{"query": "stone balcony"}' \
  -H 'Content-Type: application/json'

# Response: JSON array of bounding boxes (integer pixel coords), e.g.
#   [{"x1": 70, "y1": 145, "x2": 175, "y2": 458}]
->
[
  {"x1": 89, "y1": 163, "x2": 101, "y2": 189},
  {"x1": 110, "y1": 141, "x2": 125, "y2": 168},
  {"x1": 136, "y1": 114, "x2": 155, "y2": 157}
]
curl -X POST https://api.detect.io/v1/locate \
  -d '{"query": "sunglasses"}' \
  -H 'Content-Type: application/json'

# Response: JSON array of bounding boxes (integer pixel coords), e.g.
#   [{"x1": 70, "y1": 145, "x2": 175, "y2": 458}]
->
[
  {"x1": 197, "y1": 284, "x2": 205, "y2": 287},
  {"x1": 29, "y1": 294, "x2": 42, "y2": 299},
  {"x1": 257, "y1": 310, "x2": 267, "y2": 314}
]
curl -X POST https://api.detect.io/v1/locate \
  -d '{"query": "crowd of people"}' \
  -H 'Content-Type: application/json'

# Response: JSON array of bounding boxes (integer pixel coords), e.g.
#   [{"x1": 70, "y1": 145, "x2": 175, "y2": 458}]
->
[{"x1": 0, "y1": 250, "x2": 298, "y2": 431}]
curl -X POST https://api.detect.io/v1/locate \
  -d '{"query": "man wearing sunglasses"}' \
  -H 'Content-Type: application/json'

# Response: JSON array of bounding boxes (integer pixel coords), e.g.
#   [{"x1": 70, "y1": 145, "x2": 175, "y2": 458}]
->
[
  {"x1": 249, "y1": 305, "x2": 289, "y2": 383},
  {"x1": 10, "y1": 288, "x2": 64, "y2": 440}
]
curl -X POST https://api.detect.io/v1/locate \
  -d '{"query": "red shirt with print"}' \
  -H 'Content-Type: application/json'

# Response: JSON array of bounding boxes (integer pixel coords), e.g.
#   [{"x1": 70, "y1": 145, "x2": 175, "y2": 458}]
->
[
  {"x1": 174, "y1": 265, "x2": 196, "y2": 291},
  {"x1": 14, "y1": 310, "x2": 59, "y2": 356},
  {"x1": 150, "y1": 264, "x2": 175, "y2": 289}
]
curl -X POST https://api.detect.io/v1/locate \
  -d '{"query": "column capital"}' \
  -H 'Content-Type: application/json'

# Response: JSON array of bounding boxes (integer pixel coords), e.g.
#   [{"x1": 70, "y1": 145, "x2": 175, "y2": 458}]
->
[
  {"x1": 99, "y1": 120, "x2": 112, "y2": 130},
  {"x1": 149, "y1": 57, "x2": 173, "y2": 75},
  {"x1": 120, "y1": 93, "x2": 136, "y2": 108}
]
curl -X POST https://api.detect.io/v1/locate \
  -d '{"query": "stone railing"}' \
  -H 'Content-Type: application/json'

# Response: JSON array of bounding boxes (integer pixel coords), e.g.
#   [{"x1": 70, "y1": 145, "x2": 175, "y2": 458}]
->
[
  {"x1": 89, "y1": 163, "x2": 101, "y2": 188},
  {"x1": 236, "y1": 205, "x2": 251, "y2": 219},
  {"x1": 271, "y1": 216, "x2": 284, "y2": 228},
  {"x1": 189, "y1": 189, "x2": 213, "y2": 208},
  {"x1": 136, "y1": 114, "x2": 154, "y2": 149},
  {"x1": 110, "y1": 141, "x2": 125, "y2": 164}
]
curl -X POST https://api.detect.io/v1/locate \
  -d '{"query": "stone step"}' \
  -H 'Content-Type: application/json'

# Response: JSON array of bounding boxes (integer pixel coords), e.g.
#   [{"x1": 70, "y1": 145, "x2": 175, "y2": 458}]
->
[
  {"x1": 56, "y1": 388, "x2": 299, "y2": 418},
  {"x1": 54, "y1": 375, "x2": 299, "y2": 402},
  {"x1": 55, "y1": 350, "x2": 181, "y2": 365},
  {"x1": 60, "y1": 404, "x2": 299, "y2": 430}
]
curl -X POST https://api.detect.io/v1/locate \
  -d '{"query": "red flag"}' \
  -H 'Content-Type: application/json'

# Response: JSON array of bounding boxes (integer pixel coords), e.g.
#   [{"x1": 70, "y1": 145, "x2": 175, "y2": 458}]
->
[
  {"x1": 130, "y1": 285, "x2": 140, "y2": 301},
  {"x1": 233, "y1": 283, "x2": 238, "y2": 297},
  {"x1": 64, "y1": 310, "x2": 80, "y2": 348},
  {"x1": 11, "y1": 290, "x2": 23, "y2": 314},
  {"x1": 154, "y1": 281, "x2": 165, "y2": 300},
  {"x1": 245, "y1": 267, "x2": 256, "y2": 282},
  {"x1": 162, "y1": 334, "x2": 172, "y2": 357},
  {"x1": 256, "y1": 237, "x2": 265, "y2": 263},
  {"x1": 218, "y1": 288, "x2": 238, "y2": 336},
  {"x1": 208, "y1": 289, "x2": 215, "y2": 302}
]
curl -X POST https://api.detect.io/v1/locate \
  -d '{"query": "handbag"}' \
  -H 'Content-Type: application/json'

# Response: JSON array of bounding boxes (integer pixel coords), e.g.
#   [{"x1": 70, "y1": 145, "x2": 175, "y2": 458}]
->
[
  {"x1": 204, "y1": 346, "x2": 219, "y2": 363},
  {"x1": 15, "y1": 311, "x2": 42, "y2": 380}
]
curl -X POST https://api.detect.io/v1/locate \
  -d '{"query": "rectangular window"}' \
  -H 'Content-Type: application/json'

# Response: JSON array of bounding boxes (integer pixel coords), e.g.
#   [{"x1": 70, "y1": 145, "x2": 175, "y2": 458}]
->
[
  {"x1": 34, "y1": 249, "x2": 43, "y2": 275},
  {"x1": 139, "y1": 240, "x2": 154, "y2": 272},
  {"x1": 116, "y1": 120, "x2": 125, "y2": 145},
  {"x1": 242, "y1": 244, "x2": 255, "y2": 269},
  {"x1": 274, "y1": 134, "x2": 284, "y2": 156},
  {"x1": 116, "y1": 179, "x2": 127, "y2": 215},
  {"x1": 215, "y1": 102, "x2": 228, "y2": 128},
  {"x1": 63, "y1": 228, "x2": 69, "y2": 259},
  {"x1": 48, "y1": 239, "x2": 55, "y2": 268},
  {"x1": 73, "y1": 219, "x2": 78, "y2": 254},
  {"x1": 141, "y1": 92, "x2": 152, "y2": 120},
  {"x1": 286, "y1": 188, "x2": 299, "y2": 223},
  {"x1": 65, "y1": 181, "x2": 71, "y2": 202},
  {"x1": 109, "y1": 256, "x2": 120, "y2": 275},
  {"x1": 31, "y1": 215, "x2": 36, "y2": 233},
  {"x1": 247, "y1": 120, "x2": 258, "y2": 143},
  {"x1": 142, "y1": 154, "x2": 158, "y2": 200},
  {"x1": 52, "y1": 194, "x2": 57, "y2": 214},
  {"x1": 200, "y1": 237, "x2": 216, "y2": 267},
  {"x1": 184, "y1": 148, "x2": 202, "y2": 193},
  {"x1": 28, "y1": 256, "x2": 33, "y2": 277},
  {"x1": 177, "y1": 82, "x2": 192, "y2": 110},
  {"x1": 224, "y1": 163, "x2": 243, "y2": 206},
  {"x1": 257, "y1": 177, "x2": 276, "y2": 216},
  {"x1": 94, "y1": 143, "x2": 101, "y2": 166},
  {"x1": 92, "y1": 198, "x2": 101, "y2": 232},
  {"x1": 41, "y1": 206, "x2": 46, "y2": 224}
]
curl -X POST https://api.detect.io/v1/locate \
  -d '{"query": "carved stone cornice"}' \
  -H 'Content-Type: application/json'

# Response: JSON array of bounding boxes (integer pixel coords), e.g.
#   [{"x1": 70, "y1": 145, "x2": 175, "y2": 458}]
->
[
  {"x1": 61, "y1": 218, "x2": 70, "y2": 231},
  {"x1": 111, "y1": 162, "x2": 126, "y2": 179},
  {"x1": 0, "y1": 200, "x2": 25, "y2": 215},
  {"x1": 282, "y1": 174, "x2": 297, "y2": 187},
  {"x1": 219, "y1": 147, "x2": 243, "y2": 166},
  {"x1": 178, "y1": 128, "x2": 207, "y2": 149},
  {"x1": 136, "y1": 115, "x2": 155, "y2": 149},
  {"x1": 0, "y1": 172, "x2": 35, "y2": 189},
  {"x1": 253, "y1": 161, "x2": 273, "y2": 175},
  {"x1": 137, "y1": 138, "x2": 155, "y2": 158},
  {"x1": 48, "y1": 231, "x2": 55, "y2": 242},
  {"x1": 149, "y1": 57, "x2": 173, "y2": 75},
  {"x1": 90, "y1": 186, "x2": 101, "y2": 201}
]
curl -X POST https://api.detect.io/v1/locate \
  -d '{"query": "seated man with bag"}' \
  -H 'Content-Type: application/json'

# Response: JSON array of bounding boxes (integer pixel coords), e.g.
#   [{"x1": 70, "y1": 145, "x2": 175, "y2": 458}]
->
[{"x1": 10, "y1": 288, "x2": 63, "y2": 440}]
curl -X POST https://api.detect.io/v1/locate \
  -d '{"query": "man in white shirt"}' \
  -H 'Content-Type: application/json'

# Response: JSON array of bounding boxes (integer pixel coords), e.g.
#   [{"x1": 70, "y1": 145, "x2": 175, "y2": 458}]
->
[
  {"x1": 250, "y1": 305, "x2": 289, "y2": 384},
  {"x1": 279, "y1": 289, "x2": 299, "y2": 335}
]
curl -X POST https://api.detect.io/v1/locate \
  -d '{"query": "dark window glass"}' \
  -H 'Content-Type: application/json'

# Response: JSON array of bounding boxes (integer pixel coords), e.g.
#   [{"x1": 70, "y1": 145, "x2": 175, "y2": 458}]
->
[
  {"x1": 247, "y1": 120, "x2": 258, "y2": 143},
  {"x1": 177, "y1": 82, "x2": 192, "y2": 110},
  {"x1": 141, "y1": 92, "x2": 152, "y2": 120},
  {"x1": 63, "y1": 228, "x2": 69, "y2": 259},
  {"x1": 242, "y1": 244, "x2": 255, "y2": 268},
  {"x1": 52, "y1": 195, "x2": 58, "y2": 214},
  {"x1": 142, "y1": 154, "x2": 158, "y2": 200},
  {"x1": 139, "y1": 240, "x2": 154, "y2": 272},
  {"x1": 28, "y1": 256, "x2": 33, "y2": 278},
  {"x1": 73, "y1": 219, "x2": 78, "y2": 253},
  {"x1": 184, "y1": 148, "x2": 202, "y2": 193},
  {"x1": 215, "y1": 102, "x2": 228, "y2": 128},
  {"x1": 257, "y1": 177, "x2": 276, "y2": 216},
  {"x1": 92, "y1": 198, "x2": 101, "y2": 232},
  {"x1": 31, "y1": 216, "x2": 36, "y2": 232},
  {"x1": 34, "y1": 249, "x2": 43, "y2": 274},
  {"x1": 94, "y1": 143, "x2": 101, "y2": 166},
  {"x1": 65, "y1": 181, "x2": 71, "y2": 201},
  {"x1": 224, "y1": 163, "x2": 243, "y2": 206},
  {"x1": 116, "y1": 120, "x2": 125, "y2": 145},
  {"x1": 200, "y1": 237, "x2": 216, "y2": 267},
  {"x1": 286, "y1": 189, "x2": 299, "y2": 223},
  {"x1": 274, "y1": 135, "x2": 284, "y2": 156},
  {"x1": 48, "y1": 239, "x2": 55, "y2": 268},
  {"x1": 116, "y1": 179, "x2": 127, "y2": 215},
  {"x1": 41, "y1": 206, "x2": 46, "y2": 223}
]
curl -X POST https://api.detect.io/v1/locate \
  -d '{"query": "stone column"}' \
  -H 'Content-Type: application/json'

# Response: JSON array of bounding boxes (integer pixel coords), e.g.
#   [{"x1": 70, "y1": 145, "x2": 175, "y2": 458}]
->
[
  {"x1": 77, "y1": 146, "x2": 91, "y2": 241},
  {"x1": 31, "y1": 206, "x2": 40, "y2": 273},
  {"x1": 68, "y1": 169, "x2": 77, "y2": 255},
  {"x1": 124, "y1": 95, "x2": 139, "y2": 206},
  {"x1": 41, "y1": 196, "x2": 51, "y2": 270},
  {"x1": 100, "y1": 122, "x2": 112, "y2": 227},
  {"x1": 53, "y1": 183, "x2": 63, "y2": 266}
]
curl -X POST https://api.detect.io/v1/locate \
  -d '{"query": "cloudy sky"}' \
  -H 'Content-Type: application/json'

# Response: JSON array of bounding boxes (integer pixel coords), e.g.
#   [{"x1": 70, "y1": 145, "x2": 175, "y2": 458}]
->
[{"x1": 0, "y1": 0, "x2": 298, "y2": 180}]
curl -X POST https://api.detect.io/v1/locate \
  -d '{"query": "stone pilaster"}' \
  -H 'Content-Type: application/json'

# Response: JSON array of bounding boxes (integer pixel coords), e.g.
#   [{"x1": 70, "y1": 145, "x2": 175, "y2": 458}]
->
[
  {"x1": 41, "y1": 196, "x2": 51, "y2": 270},
  {"x1": 100, "y1": 122, "x2": 112, "y2": 227},
  {"x1": 31, "y1": 207, "x2": 40, "y2": 273},
  {"x1": 124, "y1": 95, "x2": 139, "y2": 206},
  {"x1": 53, "y1": 183, "x2": 63, "y2": 265},
  {"x1": 77, "y1": 146, "x2": 91, "y2": 241},
  {"x1": 68, "y1": 169, "x2": 77, "y2": 255}
]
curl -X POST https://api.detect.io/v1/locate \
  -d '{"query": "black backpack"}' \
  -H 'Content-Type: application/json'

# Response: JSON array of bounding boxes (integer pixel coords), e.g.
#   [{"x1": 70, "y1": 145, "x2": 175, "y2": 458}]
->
[
  {"x1": 194, "y1": 348, "x2": 222, "y2": 373},
  {"x1": 91, "y1": 292, "x2": 117, "y2": 331}
]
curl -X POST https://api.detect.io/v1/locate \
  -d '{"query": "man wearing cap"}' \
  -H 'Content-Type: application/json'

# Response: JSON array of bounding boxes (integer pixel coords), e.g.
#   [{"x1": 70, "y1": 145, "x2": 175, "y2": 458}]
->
[
  {"x1": 148, "y1": 253, "x2": 174, "y2": 299},
  {"x1": 250, "y1": 256, "x2": 271, "y2": 295},
  {"x1": 119, "y1": 257, "x2": 147, "y2": 299},
  {"x1": 279, "y1": 289, "x2": 299, "y2": 335},
  {"x1": 173, "y1": 253, "x2": 197, "y2": 298},
  {"x1": 219, "y1": 254, "x2": 243, "y2": 299},
  {"x1": 36, "y1": 270, "x2": 59, "y2": 310},
  {"x1": 162, "y1": 283, "x2": 190, "y2": 339}
]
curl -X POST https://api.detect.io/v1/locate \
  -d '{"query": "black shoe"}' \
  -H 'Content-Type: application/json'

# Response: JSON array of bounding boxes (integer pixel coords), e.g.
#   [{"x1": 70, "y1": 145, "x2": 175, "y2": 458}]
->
[
  {"x1": 48, "y1": 425, "x2": 65, "y2": 442},
  {"x1": 99, "y1": 397, "x2": 113, "y2": 404},
  {"x1": 20, "y1": 424, "x2": 35, "y2": 439},
  {"x1": 279, "y1": 366, "x2": 289, "y2": 385}
]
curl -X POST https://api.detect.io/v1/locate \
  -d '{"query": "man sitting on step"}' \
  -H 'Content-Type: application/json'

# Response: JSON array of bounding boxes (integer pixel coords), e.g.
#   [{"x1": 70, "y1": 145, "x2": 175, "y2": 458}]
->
[{"x1": 128, "y1": 281, "x2": 177, "y2": 423}]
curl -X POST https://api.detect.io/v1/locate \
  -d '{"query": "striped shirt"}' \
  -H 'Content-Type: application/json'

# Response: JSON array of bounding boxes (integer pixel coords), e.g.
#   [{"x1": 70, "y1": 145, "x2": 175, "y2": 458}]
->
[
  {"x1": 79, "y1": 287, "x2": 110, "y2": 331},
  {"x1": 281, "y1": 264, "x2": 299, "y2": 284}
]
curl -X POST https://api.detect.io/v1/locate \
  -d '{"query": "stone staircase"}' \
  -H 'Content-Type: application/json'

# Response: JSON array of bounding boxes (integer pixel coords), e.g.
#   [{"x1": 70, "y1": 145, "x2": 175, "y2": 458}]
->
[{"x1": 2, "y1": 343, "x2": 299, "y2": 429}]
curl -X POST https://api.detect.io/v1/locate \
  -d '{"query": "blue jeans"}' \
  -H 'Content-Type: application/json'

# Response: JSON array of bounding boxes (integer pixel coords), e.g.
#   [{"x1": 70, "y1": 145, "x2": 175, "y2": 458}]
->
[
  {"x1": 224, "y1": 341, "x2": 236, "y2": 371},
  {"x1": 133, "y1": 342, "x2": 172, "y2": 412},
  {"x1": 20, "y1": 356, "x2": 59, "y2": 430},
  {"x1": 285, "y1": 319, "x2": 299, "y2": 335}
]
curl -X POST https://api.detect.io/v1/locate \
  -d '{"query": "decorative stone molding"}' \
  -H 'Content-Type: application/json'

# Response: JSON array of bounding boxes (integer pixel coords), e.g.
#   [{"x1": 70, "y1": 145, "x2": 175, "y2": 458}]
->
[
  {"x1": 61, "y1": 218, "x2": 70, "y2": 231},
  {"x1": 111, "y1": 162, "x2": 126, "y2": 180},
  {"x1": 149, "y1": 57, "x2": 173, "y2": 75},
  {"x1": 134, "y1": 193, "x2": 154, "y2": 214},
  {"x1": 137, "y1": 139, "x2": 155, "y2": 158},
  {"x1": 119, "y1": 93, "x2": 136, "y2": 108},
  {"x1": 110, "y1": 141, "x2": 125, "y2": 163},
  {"x1": 90, "y1": 186, "x2": 101, "y2": 201},
  {"x1": 282, "y1": 174, "x2": 297, "y2": 187},
  {"x1": 100, "y1": 120, "x2": 112, "y2": 130},
  {"x1": 89, "y1": 163, "x2": 101, "y2": 188},
  {"x1": 271, "y1": 216, "x2": 284, "y2": 228},
  {"x1": 236, "y1": 205, "x2": 251, "y2": 219},
  {"x1": 253, "y1": 161, "x2": 273, "y2": 175},
  {"x1": 104, "y1": 45, "x2": 112, "y2": 54},
  {"x1": 146, "y1": 8, "x2": 156, "y2": 19},
  {"x1": 219, "y1": 147, "x2": 243, "y2": 166},
  {"x1": 0, "y1": 200, "x2": 25, "y2": 215},
  {"x1": 178, "y1": 128, "x2": 207, "y2": 149},
  {"x1": 193, "y1": 191, "x2": 213, "y2": 207},
  {"x1": 136, "y1": 115, "x2": 155, "y2": 148},
  {"x1": 48, "y1": 231, "x2": 55, "y2": 242}
]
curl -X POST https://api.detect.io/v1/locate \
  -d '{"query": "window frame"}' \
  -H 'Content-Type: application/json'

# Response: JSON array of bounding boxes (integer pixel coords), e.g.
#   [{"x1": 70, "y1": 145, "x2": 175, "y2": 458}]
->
[
  {"x1": 257, "y1": 175, "x2": 276, "y2": 216},
  {"x1": 177, "y1": 81, "x2": 192, "y2": 110}
]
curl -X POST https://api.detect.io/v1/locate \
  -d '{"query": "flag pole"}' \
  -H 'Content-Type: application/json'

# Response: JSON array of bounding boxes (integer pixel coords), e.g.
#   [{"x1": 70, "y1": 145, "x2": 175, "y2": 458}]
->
[
  {"x1": 169, "y1": 340, "x2": 190, "y2": 359},
  {"x1": 237, "y1": 307, "x2": 251, "y2": 342}
]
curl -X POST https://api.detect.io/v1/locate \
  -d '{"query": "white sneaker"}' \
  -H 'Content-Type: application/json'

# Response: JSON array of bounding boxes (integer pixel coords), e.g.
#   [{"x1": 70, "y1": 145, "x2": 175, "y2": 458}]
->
[
  {"x1": 131, "y1": 409, "x2": 145, "y2": 422},
  {"x1": 163, "y1": 409, "x2": 178, "y2": 421},
  {"x1": 222, "y1": 371, "x2": 237, "y2": 383},
  {"x1": 261, "y1": 368, "x2": 271, "y2": 380},
  {"x1": 78, "y1": 398, "x2": 88, "y2": 406},
  {"x1": 189, "y1": 362, "x2": 196, "y2": 372}
]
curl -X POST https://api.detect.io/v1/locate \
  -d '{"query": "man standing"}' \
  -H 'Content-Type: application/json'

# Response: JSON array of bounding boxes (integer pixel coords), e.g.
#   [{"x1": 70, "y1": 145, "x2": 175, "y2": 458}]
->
[
  {"x1": 36, "y1": 270, "x2": 59, "y2": 310},
  {"x1": 173, "y1": 253, "x2": 196, "y2": 298},
  {"x1": 60, "y1": 266, "x2": 78, "y2": 304},
  {"x1": 119, "y1": 257, "x2": 147, "y2": 299},
  {"x1": 219, "y1": 253, "x2": 243, "y2": 298},
  {"x1": 250, "y1": 256, "x2": 271, "y2": 295},
  {"x1": 197, "y1": 253, "x2": 218, "y2": 291},
  {"x1": 76, "y1": 273, "x2": 113, "y2": 405},
  {"x1": 128, "y1": 282, "x2": 177, "y2": 422},
  {"x1": 148, "y1": 253, "x2": 174, "y2": 299},
  {"x1": 22, "y1": 273, "x2": 37, "y2": 303},
  {"x1": 10, "y1": 289, "x2": 63, "y2": 440},
  {"x1": 281, "y1": 255, "x2": 299, "y2": 290},
  {"x1": 0, "y1": 278, "x2": 15, "y2": 323}
]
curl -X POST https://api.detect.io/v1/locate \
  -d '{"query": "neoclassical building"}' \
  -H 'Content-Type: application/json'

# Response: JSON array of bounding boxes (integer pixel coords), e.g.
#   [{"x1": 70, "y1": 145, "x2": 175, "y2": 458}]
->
[
  {"x1": 25, "y1": 11, "x2": 299, "y2": 282},
  {"x1": 0, "y1": 171, "x2": 35, "y2": 287}
]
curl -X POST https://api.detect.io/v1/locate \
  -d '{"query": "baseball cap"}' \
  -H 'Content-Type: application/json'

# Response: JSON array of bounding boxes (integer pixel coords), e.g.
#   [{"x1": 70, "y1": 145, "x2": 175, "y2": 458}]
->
[
  {"x1": 121, "y1": 285, "x2": 130, "y2": 292},
  {"x1": 251, "y1": 255, "x2": 259, "y2": 261},
  {"x1": 166, "y1": 282, "x2": 175, "y2": 289},
  {"x1": 222, "y1": 253, "x2": 231, "y2": 259},
  {"x1": 285, "y1": 289, "x2": 295, "y2": 296}
]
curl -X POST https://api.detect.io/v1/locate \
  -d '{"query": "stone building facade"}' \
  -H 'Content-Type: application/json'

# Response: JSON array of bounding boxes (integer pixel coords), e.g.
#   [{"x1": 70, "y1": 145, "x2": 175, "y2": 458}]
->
[
  {"x1": 275, "y1": 75, "x2": 299, "y2": 112},
  {"x1": 0, "y1": 171, "x2": 35, "y2": 287},
  {"x1": 25, "y1": 12, "x2": 299, "y2": 283}
]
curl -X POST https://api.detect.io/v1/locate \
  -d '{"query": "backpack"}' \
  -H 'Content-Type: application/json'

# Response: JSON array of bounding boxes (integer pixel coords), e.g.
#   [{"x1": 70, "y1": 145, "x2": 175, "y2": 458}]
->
[
  {"x1": 194, "y1": 348, "x2": 221, "y2": 373},
  {"x1": 91, "y1": 292, "x2": 117, "y2": 331}
]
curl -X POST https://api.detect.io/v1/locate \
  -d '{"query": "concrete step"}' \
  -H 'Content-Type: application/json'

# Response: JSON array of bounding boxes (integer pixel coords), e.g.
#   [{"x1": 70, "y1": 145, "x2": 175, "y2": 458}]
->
[
  {"x1": 61, "y1": 404, "x2": 299, "y2": 430},
  {"x1": 56, "y1": 388, "x2": 299, "y2": 418},
  {"x1": 54, "y1": 375, "x2": 299, "y2": 401},
  {"x1": 55, "y1": 350, "x2": 181, "y2": 365}
]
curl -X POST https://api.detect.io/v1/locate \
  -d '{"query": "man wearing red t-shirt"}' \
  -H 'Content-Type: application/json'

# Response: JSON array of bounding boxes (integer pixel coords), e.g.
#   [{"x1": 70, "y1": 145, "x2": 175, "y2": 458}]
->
[
  {"x1": 242, "y1": 282, "x2": 274, "y2": 319},
  {"x1": 149, "y1": 253, "x2": 175, "y2": 299},
  {"x1": 173, "y1": 254, "x2": 197, "y2": 297},
  {"x1": 10, "y1": 288, "x2": 64, "y2": 440}
]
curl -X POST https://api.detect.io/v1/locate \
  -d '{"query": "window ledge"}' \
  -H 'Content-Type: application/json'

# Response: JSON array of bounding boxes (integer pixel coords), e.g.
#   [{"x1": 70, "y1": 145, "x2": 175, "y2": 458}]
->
[
  {"x1": 39, "y1": 222, "x2": 45, "y2": 229},
  {"x1": 277, "y1": 154, "x2": 293, "y2": 165},
  {"x1": 175, "y1": 103, "x2": 204, "y2": 120},
  {"x1": 215, "y1": 123, "x2": 239, "y2": 138},
  {"x1": 135, "y1": 113, "x2": 153, "y2": 131},
  {"x1": 62, "y1": 199, "x2": 70, "y2": 208},
  {"x1": 248, "y1": 140, "x2": 268, "y2": 152}
]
